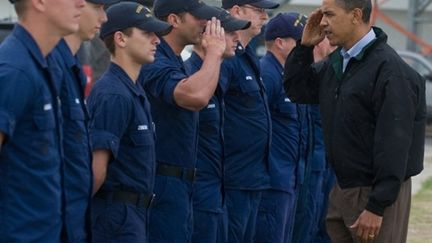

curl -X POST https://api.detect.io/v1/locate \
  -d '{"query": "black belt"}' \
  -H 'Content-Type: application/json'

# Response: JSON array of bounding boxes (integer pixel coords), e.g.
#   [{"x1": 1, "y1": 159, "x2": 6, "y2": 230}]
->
[
  {"x1": 156, "y1": 163, "x2": 197, "y2": 182},
  {"x1": 95, "y1": 190, "x2": 155, "y2": 208}
]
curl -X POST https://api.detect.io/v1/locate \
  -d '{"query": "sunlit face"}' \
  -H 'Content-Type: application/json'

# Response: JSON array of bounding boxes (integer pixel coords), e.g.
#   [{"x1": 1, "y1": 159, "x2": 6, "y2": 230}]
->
[
  {"x1": 177, "y1": 13, "x2": 207, "y2": 45},
  {"x1": 125, "y1": 27, "x2": 160, "y2": 64},
  {"x1": 223, "y1": 30, "x2": 240, "y2": 57},
  {"x1": 320, "y1": 0, "x2": 357, "y2": 49},
  {"x1": 237, "y1": 5, "x2": 268, "y2": 37},
  {"x1": 45, "y1": 0, "x2": 85, "y2": 36},
  {"x1": 78, "y1": 2, "x2": 108, "y2": 41}
]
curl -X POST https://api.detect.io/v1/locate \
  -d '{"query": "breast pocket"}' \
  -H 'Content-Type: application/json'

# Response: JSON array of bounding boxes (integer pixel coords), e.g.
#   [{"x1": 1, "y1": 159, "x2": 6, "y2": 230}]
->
[
  {"x1": 66, "y1": 105, "x2": 85, "y2": 121},
  {"x1": 129, "y1": 130, "x2": 154, "y2": 147},
  {"x1": 32, "y1": 111, "x2": 56, "y2": 155},
  {"x1": 275, "y1": 101, "x2": 298, "y2": 119},
  {"x1": 235, "y1": 77, "x2": 263, "y2": 113}
]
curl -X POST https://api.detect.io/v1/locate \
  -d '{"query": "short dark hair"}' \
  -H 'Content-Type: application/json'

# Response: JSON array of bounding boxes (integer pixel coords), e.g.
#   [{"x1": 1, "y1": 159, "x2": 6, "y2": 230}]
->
[
  {"x1": 103, "y1": 28, "x2": 134, "y2": 55},
  {"x1": 335, "y1": 0, "x2": 372, "y2": 23}
]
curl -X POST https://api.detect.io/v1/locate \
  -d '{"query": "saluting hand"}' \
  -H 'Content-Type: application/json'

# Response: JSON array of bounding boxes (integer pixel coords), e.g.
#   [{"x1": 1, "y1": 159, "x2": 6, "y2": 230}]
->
[
  {"x1": 202, "y1": 17, "x2": 226, "y2": 58},
  {"x1": 301, "y1": 9, "x2": 326, "y2": 47}
]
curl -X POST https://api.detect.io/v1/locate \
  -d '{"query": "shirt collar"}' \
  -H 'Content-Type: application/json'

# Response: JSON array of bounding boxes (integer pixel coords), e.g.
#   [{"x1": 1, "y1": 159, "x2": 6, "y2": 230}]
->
[
  {"x1": 265, "y1": 51, "x2": 283, "y2": 73},
  {"x1": 56, "y1": 38, "x2": 80, "y2": 69},
  {"x1": 340, "y1": 28, "x2": 376, "y2": 59},
  {"x1": 188, "y1": 51, "x2": 203, "y2": 70},
  {"x1": 109, "y1": 62, "x2": 146, "y2": 97},
  {"x1": 158, "y1": 37, "x2": 184, "y2": 65},
  {"x1": 13, "y1": 24, "x2": 48, "y2": 68}
]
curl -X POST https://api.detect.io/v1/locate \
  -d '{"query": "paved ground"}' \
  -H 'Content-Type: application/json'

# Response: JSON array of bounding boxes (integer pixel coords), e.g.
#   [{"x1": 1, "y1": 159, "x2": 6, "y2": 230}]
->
[{"x1": 412, "y1": 136, "x2": 432, "y2": 195}]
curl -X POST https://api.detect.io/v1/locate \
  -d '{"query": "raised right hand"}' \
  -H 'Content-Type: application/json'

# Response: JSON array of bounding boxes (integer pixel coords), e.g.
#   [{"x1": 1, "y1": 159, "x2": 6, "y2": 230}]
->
[
  {"x1": 201, "y1": 17, "x2": 226, "y2": 58},
  {"x1": 301, "y1": 9, "x2": 326, "y2": 47}
]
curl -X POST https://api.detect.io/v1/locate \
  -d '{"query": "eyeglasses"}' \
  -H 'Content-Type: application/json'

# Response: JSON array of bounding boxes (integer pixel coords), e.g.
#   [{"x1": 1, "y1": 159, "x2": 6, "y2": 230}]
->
[{"x1": 241, "y1": 5, "x2": 266, "y2": 14}]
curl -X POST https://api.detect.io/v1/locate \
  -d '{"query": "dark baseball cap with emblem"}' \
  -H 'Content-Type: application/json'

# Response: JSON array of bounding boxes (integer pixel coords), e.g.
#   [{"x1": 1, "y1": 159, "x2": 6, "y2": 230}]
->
[
  {"x1": 100, "y1": 1, "x2": 172, "y2": 39},
  {"x1": 213, "y1": 7, "x2": 251, "y2": 32},
  {"x1": 265, "y1": 12, "x2": 307, "y2": 41},
  {"x1": 222, "y1": 0, "x2": 279, "y2": 9},
  {"x1": 153, "y1": 0, "x2": 220, "y2": 20}
]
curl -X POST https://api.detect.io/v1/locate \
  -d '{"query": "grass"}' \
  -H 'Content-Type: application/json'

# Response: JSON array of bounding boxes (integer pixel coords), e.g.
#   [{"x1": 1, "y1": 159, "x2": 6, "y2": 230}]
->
[{"x1": 407, "y1": 177, "x2": 432, "y2": 243}]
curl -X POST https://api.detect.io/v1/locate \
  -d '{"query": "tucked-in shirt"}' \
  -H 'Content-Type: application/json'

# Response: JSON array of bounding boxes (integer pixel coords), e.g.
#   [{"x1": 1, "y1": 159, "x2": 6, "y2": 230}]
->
[
  {"x1": 0, "y1": 24, "x2": 63, "y2": 242},
  {"x1": 140, "y1": 38, "x2": 198, "y2": 169},
  {"x1": 184, "y1": 51, "x2": 228, "y2": 212},
  {"x1": 49, "y1": 38, "x2": 92, "y2": 242},
  {"x1": 88, "y1": 63, "x2": 156, "y2": 194},
  {"x1": 260, "y1": 51, "x2": 300, "y2": 192},
  {"x1": 221, "y1": 43, "x2": 271, "y2": 190}
]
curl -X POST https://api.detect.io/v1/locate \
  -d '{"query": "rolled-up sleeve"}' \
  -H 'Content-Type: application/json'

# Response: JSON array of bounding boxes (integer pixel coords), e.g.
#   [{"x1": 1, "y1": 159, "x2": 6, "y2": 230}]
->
[
  {"x1": 88, "y1": 94, "x2": 131, "y2": 159},
  {"x1": 141, "y1": 59, "x2": 187, "y2": 106}
]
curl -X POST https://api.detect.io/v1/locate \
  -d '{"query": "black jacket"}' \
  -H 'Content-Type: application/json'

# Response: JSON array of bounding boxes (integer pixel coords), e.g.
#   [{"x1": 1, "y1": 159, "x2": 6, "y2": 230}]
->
[{"x1": 284, "y1": 27, "x2": 426, "y2": 216}]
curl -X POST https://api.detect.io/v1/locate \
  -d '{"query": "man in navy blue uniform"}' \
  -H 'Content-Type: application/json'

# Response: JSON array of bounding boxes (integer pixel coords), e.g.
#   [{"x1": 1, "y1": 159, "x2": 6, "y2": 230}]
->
[
  {"x1": 254, "y1": 12, "x2": 305, "y2": 243},
  {"x1": 140, "y1": 0, "x2": 226, "y2": 241},
  {"x1": 220, "y1": 0, "x2": 279, "y2": 241},
  {"x1": 49, "y1": 0, "x2": 115, "y2": 241},
  {"x1": 185, "y1": 8, "x2": 250, "y2": 243},
  {"x1": 87, "y1": 2, "x2": 171, "y2": 242},
  {"x1": 0, "y1": 0, "x2": 84, "y2": 242}
]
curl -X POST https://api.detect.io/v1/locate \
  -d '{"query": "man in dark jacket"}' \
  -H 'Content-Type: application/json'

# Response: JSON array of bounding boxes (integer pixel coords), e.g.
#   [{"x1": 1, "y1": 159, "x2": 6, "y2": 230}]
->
[{"x1": 284, "y1": 0, "x2": 426, "y2": 242}]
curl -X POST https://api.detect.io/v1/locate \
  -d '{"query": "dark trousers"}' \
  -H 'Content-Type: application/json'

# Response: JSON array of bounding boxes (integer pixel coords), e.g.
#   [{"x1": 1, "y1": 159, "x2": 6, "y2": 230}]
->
[
  {"x1": 149, "y1": 175, "x2": 193, "y2": 243},
  {"x1": 192, "y1": 209, "x2": 228, "y2": 243},
  {"x1": 225, "y1": 190, "x2": 262, "y2": 243},
  {"x1": 255, "y1": 189, "x2": 297, "y2": 243},
  {"x1": 326, "y1": 178, "x2": 411, "y2": 243},
  {"x1": 92, "y1": 197, "x2": 149, "y2": 243}
]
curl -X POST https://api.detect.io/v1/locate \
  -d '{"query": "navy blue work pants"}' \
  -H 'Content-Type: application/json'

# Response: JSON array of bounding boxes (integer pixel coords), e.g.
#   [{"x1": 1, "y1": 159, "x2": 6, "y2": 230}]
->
[
  {"x1": 225, "y1": 189, "x2": 262, "y2": 243},
  {"x1": 255, "y1": 189, "x2": 297, "y2": 243},
  {"x1": 92, "y1": 197, "x2": 149, "y2": 243}
]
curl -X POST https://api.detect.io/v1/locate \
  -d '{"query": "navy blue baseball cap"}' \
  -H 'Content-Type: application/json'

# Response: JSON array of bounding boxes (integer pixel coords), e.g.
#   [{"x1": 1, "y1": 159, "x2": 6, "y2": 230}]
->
[
  {"x1": 153, "y1": 0, "x2": 220, "y2": 19},
  {"x1": 222, "y1": 0, "x2": 279, "y2": 9},
  {"x1": 265, "y1": 12, "x2": 307, "y2": 41},
  {"x1": 100, "y1": 2, "x2": 172, "y2": 39},
  {"x1": 214, "y1": 7, "x2": 250, "y2": 32}
]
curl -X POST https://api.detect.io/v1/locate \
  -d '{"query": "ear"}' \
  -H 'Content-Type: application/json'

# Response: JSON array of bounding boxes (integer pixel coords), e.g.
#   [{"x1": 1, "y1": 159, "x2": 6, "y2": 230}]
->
[
  {"x1": 166, "y1": 13, "x2": 182, "y2": 28},
  {"x1": 229, "y1": 5, "x2": 241, "y2": 18},
  {"x1": 352, "y1": 8, "x2": 363, "y2": 24},
  {"x1": 113, "y1": 31, "x2": 127, "y2": 48},
  {"x1": 31, "y1": 0, "x2": 46, "y2": 12},
  {"x1": 274, "y1": 37, "x2": 285, "y2": 49}
]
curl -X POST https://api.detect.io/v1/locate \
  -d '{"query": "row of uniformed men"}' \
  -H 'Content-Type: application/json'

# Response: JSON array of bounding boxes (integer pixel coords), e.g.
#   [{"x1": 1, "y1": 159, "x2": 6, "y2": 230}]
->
[{"x1": 0, "y1": 0, "x2": 332, "y2": 242}]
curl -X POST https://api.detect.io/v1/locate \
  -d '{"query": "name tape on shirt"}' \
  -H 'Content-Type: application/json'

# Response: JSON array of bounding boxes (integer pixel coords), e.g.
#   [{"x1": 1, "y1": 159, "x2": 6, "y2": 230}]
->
[
  {"x1": 138, "y1": 125, "x2": 148, "y2": 131},
  {"x1": 44, "y1": 103, "x2": 52, "y2": 111}
]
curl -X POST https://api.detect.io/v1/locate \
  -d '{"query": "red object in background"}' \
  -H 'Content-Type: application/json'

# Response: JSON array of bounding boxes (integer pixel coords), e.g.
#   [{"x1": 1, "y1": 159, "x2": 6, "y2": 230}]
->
[{"x1": 82, "y1": 64, "x2": 93, "y2": 98}]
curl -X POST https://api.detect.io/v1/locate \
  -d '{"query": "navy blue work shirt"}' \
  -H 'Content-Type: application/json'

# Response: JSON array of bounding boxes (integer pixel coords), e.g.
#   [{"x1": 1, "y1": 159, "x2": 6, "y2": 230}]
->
[
  {"x1": 184, "y1": 51, "x2": 229, "y2": 212},
  {"x1": 88, "y1": 63, "x2": 156, "y2": 194},
  {"x1": 0, "y1": 24, "x2": 63, "y2": 242},
  {"x1": 221, "y1": 43, "x2": 271, "y2": 190},
  {"x1": 260, "y1": 51, "x2": 300, "y2": 192},
  {"x1": 49, "y1": 39, "x2": 92, "y2": 242},
  {"x1": 140, "y1": 38, "x2": 198, "y2": 169}
]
